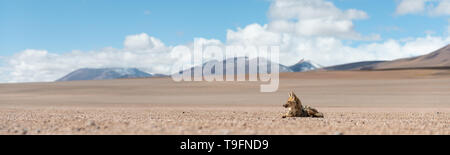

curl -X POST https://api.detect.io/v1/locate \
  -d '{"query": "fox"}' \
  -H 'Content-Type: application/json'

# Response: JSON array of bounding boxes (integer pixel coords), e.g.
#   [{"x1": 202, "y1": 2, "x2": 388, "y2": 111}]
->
[{"x1": 282, "y1": 91, "x2": 324, "y2": 118}]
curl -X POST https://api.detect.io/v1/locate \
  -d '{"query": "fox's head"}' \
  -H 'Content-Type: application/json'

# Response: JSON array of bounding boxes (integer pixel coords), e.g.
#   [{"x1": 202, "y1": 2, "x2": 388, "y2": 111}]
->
[{"x1": 283, "y1": 91, "x2": 298, "y2": 108}]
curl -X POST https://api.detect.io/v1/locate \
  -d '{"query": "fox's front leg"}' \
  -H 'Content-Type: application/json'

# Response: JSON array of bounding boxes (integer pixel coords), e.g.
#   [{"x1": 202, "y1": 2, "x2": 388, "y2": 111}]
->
[
  {"x1": 281, "y1": 113, "x2": 288, "y2": 118},
  {"x1": 281, "y1": 111, "x2": 295, "y2": 118}
]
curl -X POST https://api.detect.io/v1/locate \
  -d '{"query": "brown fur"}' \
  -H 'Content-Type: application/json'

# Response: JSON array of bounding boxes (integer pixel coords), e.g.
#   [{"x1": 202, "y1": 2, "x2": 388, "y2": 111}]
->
[{"x1": 282, "y1": 91, "x2": 324, "y2": 118}]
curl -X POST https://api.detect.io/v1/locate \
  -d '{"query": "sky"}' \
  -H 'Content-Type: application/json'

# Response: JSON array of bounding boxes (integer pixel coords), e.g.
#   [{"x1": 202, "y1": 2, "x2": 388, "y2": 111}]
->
[
  {"x1": 0, "y1": 0, "x2": 270, "y2": 54},
  {"x1": 0, "y1": 0, "x2": 450, "y2": 83}
]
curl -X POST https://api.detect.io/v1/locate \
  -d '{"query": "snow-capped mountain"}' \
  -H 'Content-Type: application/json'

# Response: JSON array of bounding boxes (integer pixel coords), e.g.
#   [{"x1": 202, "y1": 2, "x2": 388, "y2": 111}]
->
[{"x1": 289, "y1": 59, "x2": 321, "y2": 72}]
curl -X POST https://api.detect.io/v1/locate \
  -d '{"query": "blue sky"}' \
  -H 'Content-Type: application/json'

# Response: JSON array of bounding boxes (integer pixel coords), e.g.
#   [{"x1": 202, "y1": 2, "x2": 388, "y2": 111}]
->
[
  {"x1": 0, "y1": 0, "x2": 270, "y2": 55},
  {"x1": 0, "y1": 0, "x2": 449, "y2": 83},
  {"x1": 1, "y1": 0, "x2": 448, "y2": 56}
]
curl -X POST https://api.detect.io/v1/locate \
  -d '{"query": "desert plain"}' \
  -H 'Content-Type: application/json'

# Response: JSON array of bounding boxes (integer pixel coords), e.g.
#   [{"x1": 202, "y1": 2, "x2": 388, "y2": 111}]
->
[{"x1": 0, "y1": 69, "x2": 449, "y2": 135}]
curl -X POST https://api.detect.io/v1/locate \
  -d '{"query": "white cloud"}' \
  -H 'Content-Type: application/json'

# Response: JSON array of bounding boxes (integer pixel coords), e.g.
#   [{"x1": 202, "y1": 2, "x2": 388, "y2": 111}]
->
[
  {"x1": 223, "y1": 0, "x2": 448, "y2": 66},
  {"x1": 396, "y1": 0, "x2": 450, "y2": 16},
  {"x1": 357, "y1": 35, "x2": 450, "y2": 60},
  {"x1": 2, "y1": 49, "x2": 159, "y2": 82},
  {"x1": 293, "y1": 35, "x2": 450, "y2": 66},
  {"x1": 0, "y1": 35, "x2": 226, "y2": 83},
  {"x1": 395, "y1": 0, "x2": 428, "y2": 15},
  {"x1": 225, "y1": 22, "x2": 449, "y2": 66},
  {"x1": 124, "y1": 33, "x2": 165, "y2": 50},
  {"x1": 227, "y1": 24, "x2": 282, "y2": 46},
  {"x1": 431, "y1": 0, "x2": 450, "y2": 15},
  {"x1": 267, "y1": 0, "x2": 372, "y2": 40},
  {"x1": 268, "y1": 0, "x2": 368, "y2": 20}
]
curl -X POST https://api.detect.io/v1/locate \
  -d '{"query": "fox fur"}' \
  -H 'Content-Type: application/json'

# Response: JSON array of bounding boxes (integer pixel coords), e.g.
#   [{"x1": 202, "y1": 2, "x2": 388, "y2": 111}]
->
[{"x1": 282, "y1": 91, "x2": 324, "y2": 118}]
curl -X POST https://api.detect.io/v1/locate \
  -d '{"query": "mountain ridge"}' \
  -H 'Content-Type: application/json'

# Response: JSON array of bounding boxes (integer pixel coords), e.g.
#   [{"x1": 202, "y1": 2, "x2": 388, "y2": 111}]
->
[
  {"x1": 324, "y1": 44, "x2": 450, "y2": 71},
  {"x1": 56, "y1": 68, "x2": 166, "y2": 82},
  {"x1": 367, "y1": 44, "x2": 450, "y2": 70}
]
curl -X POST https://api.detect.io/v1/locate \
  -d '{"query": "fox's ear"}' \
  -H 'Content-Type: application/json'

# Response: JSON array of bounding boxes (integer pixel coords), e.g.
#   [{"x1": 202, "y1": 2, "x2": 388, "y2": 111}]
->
[
  {"x1": 289, "y1": 91, "x2": 293, "y2": 97},
  {"x1": 291, "y1": 91, "x2": 297, "y2": 98}
]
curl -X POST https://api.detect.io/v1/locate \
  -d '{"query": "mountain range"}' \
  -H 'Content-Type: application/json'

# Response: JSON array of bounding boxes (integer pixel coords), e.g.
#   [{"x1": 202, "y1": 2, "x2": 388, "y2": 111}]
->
[
  {"x1": 56, "y1": 58, "x2": 319, "y2": 82},
  {"x1": 176, "y1": 57, "x2": 321, "y2": 76},
  {"x1": 56, "y1": 68, "x2": 166, "y2": 82},
  {"x1": 363, "y1": 44, "x2": 450, "y2": 70},
  {"x1": 323, "y1": 61, "x2": 386, "y2": 71},
  {"x1": 324, "y1": 44, "x2": 450, "y2": 71},
  {"x1": 55, "y1": 44, "x2": 449, "y2": 81}
]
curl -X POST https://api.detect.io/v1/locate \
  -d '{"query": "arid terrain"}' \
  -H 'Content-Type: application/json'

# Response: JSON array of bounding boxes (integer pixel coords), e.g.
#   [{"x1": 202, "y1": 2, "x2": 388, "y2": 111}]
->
[{"x1": 0, "y1": 69, "x2": 449, "y2": 135}]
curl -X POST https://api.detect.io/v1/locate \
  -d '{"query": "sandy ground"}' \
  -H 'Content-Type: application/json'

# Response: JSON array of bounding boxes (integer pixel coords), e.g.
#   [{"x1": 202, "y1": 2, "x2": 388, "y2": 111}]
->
[{"x1": 0, "y1": 70, "x2": 449, "y2": 135}]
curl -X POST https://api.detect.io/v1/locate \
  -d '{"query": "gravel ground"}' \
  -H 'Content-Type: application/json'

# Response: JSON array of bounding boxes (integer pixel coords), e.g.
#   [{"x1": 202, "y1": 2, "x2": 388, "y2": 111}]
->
[
  {"x1": 0, "y1": 70, "x2": 449, "y2": 135},
  {"x1": 0, "y1": 105, "x2": 448, "y2": 135}
]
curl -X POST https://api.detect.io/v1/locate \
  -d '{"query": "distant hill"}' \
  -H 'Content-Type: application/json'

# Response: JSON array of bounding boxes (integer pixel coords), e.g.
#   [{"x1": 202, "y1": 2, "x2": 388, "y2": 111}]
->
[
  {"x1": 365, "y1": 44, "x2": 450, "y2": 70},
  {"x1": 289, "y1": 59, "x2": 321, "y2": 72},
  {"x1": 56, "y1": 68, "x2": 166, "y2": 82},
  {"x1": 323, "y1": 44, "x2": 450, "y2": 71},
  {"x1": 324, "y1": 61, "x2": 386, "y2": 71}
]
